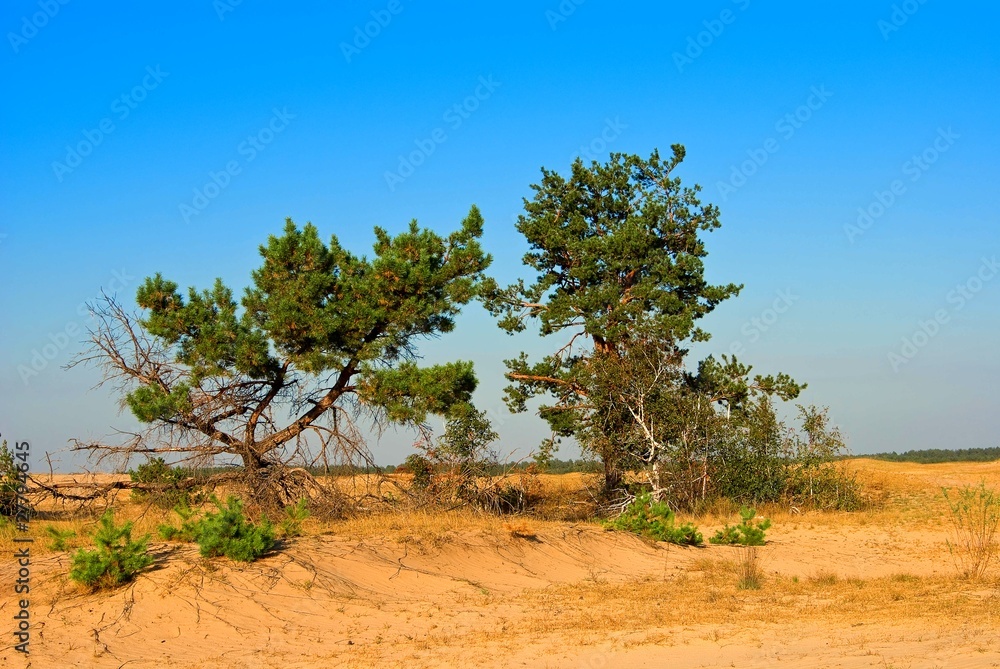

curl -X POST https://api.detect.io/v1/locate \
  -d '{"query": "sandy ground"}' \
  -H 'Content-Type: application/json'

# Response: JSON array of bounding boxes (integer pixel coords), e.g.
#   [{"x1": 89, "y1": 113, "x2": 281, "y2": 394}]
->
[{"x1": 2, "y1": 460, "x2": 999, "y2": 668}]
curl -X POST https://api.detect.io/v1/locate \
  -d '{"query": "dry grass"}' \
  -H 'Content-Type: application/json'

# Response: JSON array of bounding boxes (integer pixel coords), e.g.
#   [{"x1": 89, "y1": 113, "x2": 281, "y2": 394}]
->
[
  {"x1": 2, "y1": 473, "x2": 593, "y2": 558},
  {"x1": 323, "y1": 507, "x2": 558, "y2": 546},
  {"x1": 7, "y1": 459, "x2": 1000, "y2": 668},
  {"x1": 503, "y1": 560, "x2": 1000, "y2": 650},
  {"x1": 735, "y1": 546, "x2": 764, "y2": 590},
  {"x1": 9, "y1": 458, "x2": 1000, "y2": 556}
]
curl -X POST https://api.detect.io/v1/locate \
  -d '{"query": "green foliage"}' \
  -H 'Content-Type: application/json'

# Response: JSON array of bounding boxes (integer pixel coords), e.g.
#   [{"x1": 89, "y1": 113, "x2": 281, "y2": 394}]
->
[
  {"x1": 362, "y1": 361, "x2": 479, "y2": 424},
  {"x1": 195, "y1": 497, "x2": 274, "y2": 562},
  {"x1": 482, "y1": 149, "x2": 805, "y2": 495},
  {"x1": 438, "y1": 403, "x2": 499, "y2": 464},
  {"x1": 432, "y1": 403, "x2": 501, "y2": 502},
  {"x1": 709, "y1": 397, "x2": 789, "y2": 506},
  {"x1": 130, "y1": 457, "x2": 183, "y2": 486},
  {"x1": 161, "y1": 496, "x2": 274, "y2": 562},
  {"x1": 533, "y1": 458, "x2": 601, "y2": 474},
  {"x1": 402, "y1": 454, "x2": 434, "y2": 489},
  {"x1": 158, "y1": 497, "x2": 201, "y2": 542},
  {"x1": 484, "y1": 148, "x2": 740, "y2": 344},
  {"x1": 869, "y1": 447, "x2": 1000, "y2": 464},
  {"x1": 403, "y1": 404, "x2": 539, "y2": 514},
  {"x1": 0, "y1": 440, "x2": 23, "y2": 517},
  {"x1": 943, "y1": 481, "x2": 1000, "y2": 579},
  {"x1": 578, "y1": 339, "x2": 813, "y2": 510},
  {"x1": 45, "y1": 525, "x2": 76, "y2": 551},
  {"x1": 69, "y1": 511, "x2": 153, "y2": 589},
  {"x1": 279, "y1": 498, "x2": 310, "y2": 538},
  {"x1": 128, "y1": 457, "x2": 198, "y2": 508},
  {"x1": 784, "y1": 406, "x2": 864, "y2": 510},
  {"x1": 606, "y1": 493, "x2": 703, "y2": 546},
  {"x1": 92, "y1": 208, "x2": 490, "y2": 489},
  {"x1": 710, "y1": 507, "x2": 771, "y2": 546}
]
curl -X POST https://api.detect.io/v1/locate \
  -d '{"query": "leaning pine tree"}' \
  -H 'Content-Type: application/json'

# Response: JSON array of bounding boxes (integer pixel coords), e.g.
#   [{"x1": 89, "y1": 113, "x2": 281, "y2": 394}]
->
[{"x1": 73, "y1": 207, "x2": 492, "y2": 509}]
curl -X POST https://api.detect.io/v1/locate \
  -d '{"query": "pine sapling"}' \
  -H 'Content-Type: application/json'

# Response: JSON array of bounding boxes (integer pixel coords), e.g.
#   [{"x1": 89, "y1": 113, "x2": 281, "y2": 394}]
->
[
  {"x1": 710, "y1": 507, "x2": 771, "y2": 546},
  {"x1": 69, "y1": 511, "x2": 153, "y2": 589}
]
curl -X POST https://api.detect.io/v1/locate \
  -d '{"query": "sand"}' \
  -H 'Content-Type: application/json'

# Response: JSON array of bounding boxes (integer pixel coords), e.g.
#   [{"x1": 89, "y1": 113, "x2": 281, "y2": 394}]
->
[{"x1": 2, "y1": 460, "x2": 999, "y2": 668}]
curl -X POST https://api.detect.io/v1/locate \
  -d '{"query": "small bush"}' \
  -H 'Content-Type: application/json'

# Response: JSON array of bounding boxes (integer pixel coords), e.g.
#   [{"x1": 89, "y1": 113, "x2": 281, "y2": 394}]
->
[
  {"x1": 161, "y1": 496, "x2": 274, "y2": 562},
  {"x1": 279, "y1": 498, "x2": 310, "y2": 538},
  {"x1": 45, "y1": 525, "x2": 76, "y2": 551},
  {"x1": 943, "y1": 481, "x2": 1000, "y2": 579},
  {"x1": 0, "y1": 440, "x2": 23, "y2": 518},
  {"x1": 129, "y1": 457, "x2": 195, "y2": 508},
  {"x1": 69, "y1": 511, "x2": 153, "y2": 589},
  {"x1": 606, "y1": 493, "x2": 703, "y2": 545},
  {"x1": 402, "y1": 454, "x2": 434, "y2": 489},
  {"x1": 784, "y1": 407, "x2": 865, "y2": 511},
  {"x1": 197, "y1": 497, "x2": 275, "y2": 561},
  {"x1": 158, "y1": 497, "x2": 201, "y2": 542},
  {"x1": 710, "y1": 507, "x2": 771, "y2": 546}
]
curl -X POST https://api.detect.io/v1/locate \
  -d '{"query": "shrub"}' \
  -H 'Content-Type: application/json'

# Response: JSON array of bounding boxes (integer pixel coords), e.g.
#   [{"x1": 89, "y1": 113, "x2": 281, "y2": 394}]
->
[
  {"x1": 402, "y1": 454, "x2": 434, "y2": 489},
  {"x1": 710, "y1": 507, "x2": 771, "y2": 546},
  {"x1": 0, "y1": 440, "x2": 23, "y2": 518},
  {"x1": 161, "y1": 496, "x2": 274, "y2": 562},
  {"x1": 69, "y1": 511, "x2": 153, "y2": 589},
  {"x1": 279, "y1": 498, "x2": 310, "y2": 538},
  {"x1": 158, "y1": 497, "x2": 201, "y2": 542},
  {"x1": 783, "y1": 406, "x2": 865, "y2": 511},
  {"x1": 711, "y1": 400, "x2": 789, "y2": 506},
  {"x1": 45, "y1": 525, "x2": 76, "y2": 551},
  {"x1": 197, "y1": 497, "x2": 275, "y2": 561},
  {"x1": 606, "y1": 493, "x2": 702, "y2": 545},
  {"x1": 943, "y1": 481, "x2": 1000, "y2": 579},
  {"x1": 129, "y1": 457, "x2": 194, "y2": 508}
]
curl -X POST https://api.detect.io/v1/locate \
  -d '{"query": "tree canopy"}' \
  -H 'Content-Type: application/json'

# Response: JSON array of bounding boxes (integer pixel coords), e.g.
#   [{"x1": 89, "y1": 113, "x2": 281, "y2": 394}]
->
[
  {"x1": 483, "y1": 147, "x2": 804, "y2": 493},
  {"x1": 73, "y1": 206, "x2": 491, "y2": 503}
]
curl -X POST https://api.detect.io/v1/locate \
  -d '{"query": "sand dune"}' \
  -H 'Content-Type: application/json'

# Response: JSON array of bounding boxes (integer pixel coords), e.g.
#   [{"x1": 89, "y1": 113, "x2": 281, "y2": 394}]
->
[{"x1": 3, "y1": 461, "x2": 1000, "y2": 667}]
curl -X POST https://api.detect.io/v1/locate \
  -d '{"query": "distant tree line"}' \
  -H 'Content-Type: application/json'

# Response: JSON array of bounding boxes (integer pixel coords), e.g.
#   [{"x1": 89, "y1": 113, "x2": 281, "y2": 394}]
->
[{"x1": 863, "y1": 447, "x2": 1000, "y2": 464}]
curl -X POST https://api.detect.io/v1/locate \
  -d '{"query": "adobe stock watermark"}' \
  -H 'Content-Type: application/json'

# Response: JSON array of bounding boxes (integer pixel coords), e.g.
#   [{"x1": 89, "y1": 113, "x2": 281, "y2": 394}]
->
[
  {"x1": 214, "y1": 0, "x2": 243, "y2": 21},
  {"x1": 7, "y1": 0, "x2": 70, "y2": 54},
  {"x1": 878, "y1": 0, "x2": 929, "y2": 40},
  {"x1": 546, "y1": 0, "x2": 586, "y2": 30},
  {"x1": 673, "y1": 0, "x2": 752, "y2": 73},
  {"x1": 341, "y1": 0, "x2": 403, "y2": 63},
  {"x1": 716, "y1": 85, "x2": 833, "y2": 202},
  {"x1": 570, "y1": 117, "x2": 627, "y2": 164},
  {"x1": 16, "y1": 269, "x2": 134, "y2": 385},
  {"x1": 725, "y1": 288, "x2": 799, "y2": 357},
  {"x1": 383, "y1": 75, "x2": 501, "y2": 192},
  {"x1": 844, "y1": 126, "x2": 958, "y2": 244},
  {"x1": 51, "y1": 65, "x2": 170, "y2": 183},
  {"x1": 887, "y1": 255, "x2": 998, "y2": 372},
  {"x1": 179, "y1": 107, "x2": 295, "y2": 224},
  {"x1": 4, "y1": 431, "x2": 33, "y2": 655}
]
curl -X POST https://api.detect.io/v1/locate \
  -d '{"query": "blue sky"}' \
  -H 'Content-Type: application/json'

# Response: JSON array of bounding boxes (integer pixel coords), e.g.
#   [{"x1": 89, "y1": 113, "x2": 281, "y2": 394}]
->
[{"x1": 1, "y1": 1, "x2": 997, "y2": 470}]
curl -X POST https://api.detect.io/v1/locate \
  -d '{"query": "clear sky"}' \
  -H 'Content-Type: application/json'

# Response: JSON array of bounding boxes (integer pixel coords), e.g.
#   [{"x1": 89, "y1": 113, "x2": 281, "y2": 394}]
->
[{"x1": 1, "y1": 1, "x2": 997, "y2": 471}]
